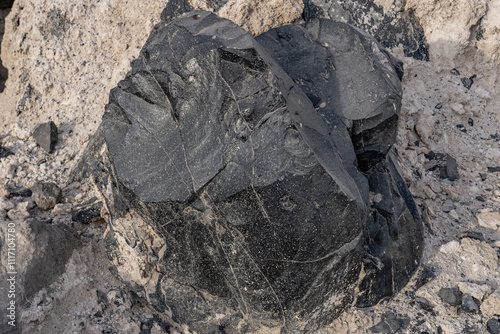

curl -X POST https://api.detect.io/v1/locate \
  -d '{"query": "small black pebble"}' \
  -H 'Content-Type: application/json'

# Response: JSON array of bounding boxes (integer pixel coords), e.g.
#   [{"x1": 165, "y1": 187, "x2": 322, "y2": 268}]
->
[
  {"x1": 414, "y1": 140, "x2": 420, "y2": 146},
  {"x1": 488, "y1": 167, "x2": 500, "y2": 173},
  {"x1": 451, "y1": 68, "x2": 460, "y2": 75},
  {"x1": 476, "y1": 195, "x2": 486, "y2": 202},
  {"x1": 461, "y1": 77, "x2": 474, "y2": 89},
  {"x1": 462, "y1": 294, "x2": 479, "y2": 313},
  {"x1": 435, "y1": 103, "x2": 443, "y2": 109},
  {"x1": 456, "y1": 124, "x2": 467, "y2": 133},
  {"x1": 480, "y1": 173, "x2": 487, "y2": 181},
  {"x1": 468, "y1": 118, "x2": 474, "y2": 126}
]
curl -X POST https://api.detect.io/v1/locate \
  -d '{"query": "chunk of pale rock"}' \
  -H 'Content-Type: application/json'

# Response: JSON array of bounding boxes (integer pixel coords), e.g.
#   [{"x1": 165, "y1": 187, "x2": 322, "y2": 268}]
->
[
  {"x1": 74, "y1": 9, "x2": 424, "y2": 332},
  {"x1": 31, "y1": 182, "x2": 62, "y2": 210},
  {"x1": 6, "y1": 201, "x2": 32, "y2": 221},
  {"x1": 482, "y1": 292, "x2": 500, "y2": 318},
  {"x1": 477, "y1": 210, "x2": 500, "y2": 230},
  {"x1": 457, "y1": 282, "x2": 492, "y2": 301},
  {"x1": 440, "y1": 240, "x2": 461, "y2": 254},
  {"x1": 52, "y1": 203, "x2": 73, "y2": 216}
]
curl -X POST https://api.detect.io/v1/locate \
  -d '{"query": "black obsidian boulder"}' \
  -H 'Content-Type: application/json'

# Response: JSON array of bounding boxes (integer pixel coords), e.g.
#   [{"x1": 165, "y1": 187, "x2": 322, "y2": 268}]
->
[{"x1": 78, "y1": 10, "x2": 423, "y2": 333}]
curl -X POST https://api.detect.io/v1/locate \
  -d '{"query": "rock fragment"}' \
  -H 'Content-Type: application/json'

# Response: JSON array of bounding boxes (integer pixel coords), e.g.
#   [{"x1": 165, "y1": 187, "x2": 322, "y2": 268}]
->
[
  {"x1": 31, "y1": 182, "x2": 62, "y2": 210},
  {"x1": 0, "y1": 145, "x2": 14, "y2": 159},
  {"x1": 488, "y1": 167, "x2": 500, "y2": 173},
  {"x1": 369, "y1": 312, "x2": 410, "y2": 333},
  {"x1": 7, "y1": 186, "x2": 32, "y2": 198},
  {"x1": 442, "y1": 199, "x2": 455, "y2": 213},
  {"x1": 476, "y1": 210, "x2": 500, "y2": 230},
  {"x1": 487, "y1": 318, "x2": 500, "y2": 334},
  {"x1": 462, "y1": 294, "x2": 479, "y2": 313},
  {"x1": 457, "y1": 282, "x2": 492, "y2": 301},
  {"x1": 33, "y1": 121, "x2": 58, "y2": 153},
  {"x1": 439, "y1": 287, "x2": 463, "y2": 306},
  {"x1": 71, "y1": 197, "x2": 103, "y2": 224}
]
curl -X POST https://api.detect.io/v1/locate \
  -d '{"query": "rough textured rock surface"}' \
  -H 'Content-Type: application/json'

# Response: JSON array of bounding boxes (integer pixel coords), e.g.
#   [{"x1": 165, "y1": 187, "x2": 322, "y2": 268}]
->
[
  {"x1": 76, "y1": 10, "x2": 423, "y2": 332},
  {"x1": 0, "y1": 0, "x2": 499, "y2": 333},
  {"x1": 302, "y1": 0, "x2": 429, "y2": 60},
  {"x1": 0, "y1": 219, "x2": 79, "y2": 330},
  {"x1": 31, "y1": 182, "x2": 62, "y2": 211},
  {"x1": 32, "y1": 121, "x2": 58, "y2": 153}
]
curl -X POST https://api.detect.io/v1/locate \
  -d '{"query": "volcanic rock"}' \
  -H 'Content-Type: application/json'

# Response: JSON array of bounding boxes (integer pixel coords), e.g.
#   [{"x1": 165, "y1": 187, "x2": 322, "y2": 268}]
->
[
  {"x1": 76, "y1": 10, "x2": 423, "y2": 332},
  {"x1": 439, "y1": 287, "x2": 463, "y2": 306},
  {"x1": 33, "y1": 121, "x2": 58, "y2": 153}
]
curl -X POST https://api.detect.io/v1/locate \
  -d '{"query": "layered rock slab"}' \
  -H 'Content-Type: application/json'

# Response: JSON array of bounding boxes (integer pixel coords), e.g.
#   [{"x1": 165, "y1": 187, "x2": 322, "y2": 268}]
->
[{"x1": 78, "y1": 10, "x2": 423, "y2": 333}]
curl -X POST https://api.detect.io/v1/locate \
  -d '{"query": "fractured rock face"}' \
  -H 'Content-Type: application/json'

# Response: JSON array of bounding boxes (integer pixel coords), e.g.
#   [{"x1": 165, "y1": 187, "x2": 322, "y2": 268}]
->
[{"x1": 77, "y1": 9, "x2": 424, "y2": 332}]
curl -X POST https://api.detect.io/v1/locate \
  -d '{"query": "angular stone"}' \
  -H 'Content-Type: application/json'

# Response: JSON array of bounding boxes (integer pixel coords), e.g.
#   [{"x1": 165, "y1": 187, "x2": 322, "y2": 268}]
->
[
  {"x1": 369, "y1": 312, "x2": 410, "y2": 334},
  {"x1": 477, "y1": 211, "x2": 500, "y2": 230},
  {"x1": 76, "y1": 10, "x2": 423, "y2": 332},
  {"x1": 33, "y1": 121, "x2": 58, "y2": 153},
  {"x1": 439, "y1": 287, "x2": 463, "y2": 306},
  {"x1": 442, "y1": 199, "x2": 455, "y2": 213},
  {"x1": 7, "y1": 186, "x2": 32, "y2": 198},
  {"x1": 31, "y1": 182, "x2": 62, "y2": 210},
  {"x1": 302, "y1": 0, "x2": 429, "y2": 60},
  {"x1": 462, "y1": 294, "x2": 479, "y2": 313}
]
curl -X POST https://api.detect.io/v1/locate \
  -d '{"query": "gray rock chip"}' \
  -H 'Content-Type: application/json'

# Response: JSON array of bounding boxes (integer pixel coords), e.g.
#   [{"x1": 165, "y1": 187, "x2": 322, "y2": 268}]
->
[
  {"x1": 442, "y1": 199, "x2": 456, "y2": 213},
  {"x1": 31, "y1": 182, "x2": 62, "y2": 210},
  {"x1": 33, "y1": 121, "x2": 58, "y2": 153},
  {"x1": 462, "y1": 294, "x2": 479, "y2": 313},
  {"x1": 487, "y1": 318, "x2": 500, "y2": 334},
  {"x1": 439, "y1": 287, "x2": 463, "y2": 306}
]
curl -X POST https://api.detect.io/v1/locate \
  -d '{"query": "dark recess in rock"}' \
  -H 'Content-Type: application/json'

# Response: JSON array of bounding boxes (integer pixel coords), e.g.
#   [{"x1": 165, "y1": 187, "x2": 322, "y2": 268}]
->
[
  {"x1": 74, "y1": 9, "x2": 424, "y2": 332},
  {"x1": 7, "y1": 186, "x2": 32, "y2": 198},
  {"x1": 439, "y1": 287, "x2": 463, "y2": 306},
  {"x1": 72, "y1": 197, "x2": 103, "y2": 224},
  {"x1": 0, "y1": 145, "x2": 14, "y2": 159},
  {"x1": 0, "y1": 0, "x2": 14, "y2": 9},
  {"x1": 31, "y1": 181, "x2": 62, "y2": 211},
  {"x1": 487, "y1": 318, "x2": 500, "y2": 334},
  {"x1": 302, "y1": 0, "x2": 429, "y2": 60},
  {"x1": 33, "y1": 121, "x2": 58, "y2": 153}
]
